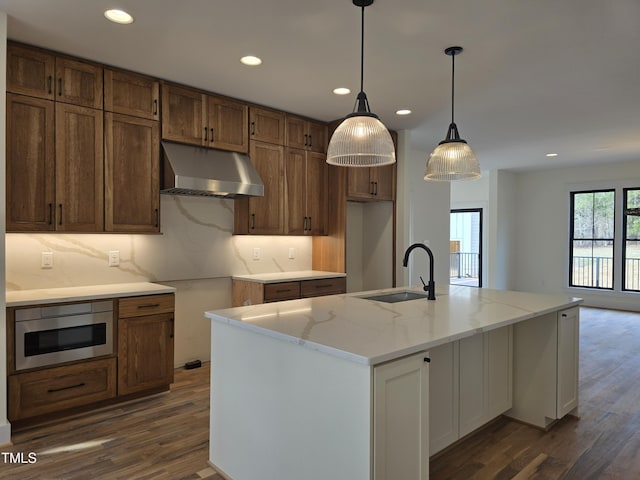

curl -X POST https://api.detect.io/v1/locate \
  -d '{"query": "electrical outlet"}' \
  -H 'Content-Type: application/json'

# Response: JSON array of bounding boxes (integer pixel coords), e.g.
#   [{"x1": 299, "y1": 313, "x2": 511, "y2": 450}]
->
[
  {"x1": 108, "y1": 250, "x2": 120, "y2": 267},
  {"x1": 288, "y1": 247, "x2": 295, "y2": 259},
  {"x1": 252, "y1": 247, "x2": 261, "y2": 260},
  {"x1": 41, "y1": 252, "x2": 53, "y2": 269}
]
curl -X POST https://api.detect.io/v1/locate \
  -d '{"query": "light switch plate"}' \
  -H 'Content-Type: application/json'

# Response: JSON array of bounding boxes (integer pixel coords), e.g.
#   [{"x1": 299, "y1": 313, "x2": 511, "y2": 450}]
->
[
  {"x1": 41, "y1": 252, "x2": 53, "y2": 269},
  {"x1": 252, "y1": 247, "x2": 261, "y2": 260},
  {"x1": 288, "y1": 247, "x2": 295, "y2": 259},
  {"x1": 108, "y1": 250, "x2": 120, "y2": 267}
]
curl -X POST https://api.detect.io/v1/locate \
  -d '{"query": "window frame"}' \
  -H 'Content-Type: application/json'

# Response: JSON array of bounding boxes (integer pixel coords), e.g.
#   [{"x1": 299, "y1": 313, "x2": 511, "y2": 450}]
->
[
  {"x1": 569, "y1": 189, "x2": 616, "y2": 290},
  {"x1": 622, "y1": 187, "x2": 640, "y2": 292}
]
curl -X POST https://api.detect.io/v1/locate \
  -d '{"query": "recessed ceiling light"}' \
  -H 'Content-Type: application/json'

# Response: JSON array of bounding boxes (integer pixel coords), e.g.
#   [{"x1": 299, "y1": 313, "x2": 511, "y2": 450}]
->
[
  {"x1": 104, "y1": 9, "x2": 134, "y2": 24},
  {"x1": 240, "y1": 55, "x2": 262, "y2": 66},
  {"x1": 546, "y1": 153, "x2": 558, "y2": 157},
  {"x1": 332, "y1": 87, "x2": 351, "y2": 95},
  {"x1": 396, "y1": 109, "x2": 412, "y2": 116}
]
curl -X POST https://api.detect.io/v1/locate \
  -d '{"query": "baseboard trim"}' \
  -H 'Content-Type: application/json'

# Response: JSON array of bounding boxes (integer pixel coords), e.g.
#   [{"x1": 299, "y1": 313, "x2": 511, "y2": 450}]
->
[{"x1": 0, "y1": 421, "x2": 12, "y2": 447}]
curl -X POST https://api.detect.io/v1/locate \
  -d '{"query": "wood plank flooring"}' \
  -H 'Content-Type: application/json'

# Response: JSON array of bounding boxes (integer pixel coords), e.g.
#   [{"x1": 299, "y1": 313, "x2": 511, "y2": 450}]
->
[{"x1": 1, "y1": 306, "x2": 639, "y2": 479}]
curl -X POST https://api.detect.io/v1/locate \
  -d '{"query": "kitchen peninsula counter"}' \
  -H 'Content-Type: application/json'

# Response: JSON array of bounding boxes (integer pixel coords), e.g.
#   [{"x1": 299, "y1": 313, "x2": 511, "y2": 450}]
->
[{"x1": 205, "y1": 286, "x2": 582, "y2": 480}]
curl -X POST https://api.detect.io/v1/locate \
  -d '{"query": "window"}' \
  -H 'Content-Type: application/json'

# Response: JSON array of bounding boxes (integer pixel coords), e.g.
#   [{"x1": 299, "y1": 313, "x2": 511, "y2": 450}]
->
[
  {"x1": 569, "y1": 190, "x2": 615, "y2": 289},
  {"x1": 450, "y1": 209, "x2": 483, "y2": 288},
  {"x1": 623, "y1": 188, "x2": 640, "y2": 292}
]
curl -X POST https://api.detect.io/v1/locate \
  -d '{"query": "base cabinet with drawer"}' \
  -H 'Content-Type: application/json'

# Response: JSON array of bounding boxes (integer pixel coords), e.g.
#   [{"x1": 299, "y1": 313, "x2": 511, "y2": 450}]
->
[
  {"x1": 232, "y1": 276, "x2": 346, "y2": 306},
  {"x1": 118, "y1": 294, "x2": 175, "y2": 396}
]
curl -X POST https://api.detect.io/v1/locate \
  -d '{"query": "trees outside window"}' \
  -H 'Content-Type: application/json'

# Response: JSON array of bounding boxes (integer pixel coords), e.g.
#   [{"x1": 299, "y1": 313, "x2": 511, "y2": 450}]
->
[{"x1": 623, "y1": 188, "x2": 640, "y2": 292}]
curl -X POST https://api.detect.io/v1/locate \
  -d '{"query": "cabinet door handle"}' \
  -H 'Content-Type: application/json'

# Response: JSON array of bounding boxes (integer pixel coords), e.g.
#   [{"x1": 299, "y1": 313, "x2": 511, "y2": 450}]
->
[
  {"x1": 304, "y1": 134, "x2": 308, "y2": 147},
  {"x1": 47, "y1": 75, "x2": 53, "y2": 95},
  {"x1": 251, "y1": 121, "x2": 256, "y2": 135},
  {"x1": 153, "y1": 99, "x2": 158, "y2": 116},
  {"x1": 48, "y1": 203, "x2": 53, "y2": 225},
  {"x1": 314, "y1": 284, "x2": 333, "y2": 289},
  {"x1": 276, "y1": 289, "x2": 292, "y2": 293},
  {"x1": 204, "y1": 127, "x2": 208, "y2": 142},
  {"x1": 374, "y1": 182, "x2": 378, "y2": 195},
  {"x1": 58, "y1": 77, "x2": 63, "y2": 96},
  {"x1": 308, "y1": 134, "x2": 312, "y2": 148},
  {"x1": 424, "y1": 357, "x2": 431, "y2": 363},
  {"x1": 154, "y1": 208, "x2": 159, "y2": 228},
  {"x1": 251, "y1": 213, "x2": 256, "y2": 230},
  {"x1": 58, "y1": 204, "x2": 63, "y2": 225},
  {"x1": 307, "y1": 216, "x2": 312, "y2": 232},
  {"x1": 370, "y1": 181, "x2": 375, "y2": 195},
  {"x1": 170, "y1": 317, "x2": 174, "y2": 339},
  {"x1": 561, "y1": 313, "x2": 567, "y2": 317},
  {"x1": 210, "y1": 128, "x2": 215, "y2": 143},
  {"x1": 48, "y1": 382, "x2": 85, "y2": 394}
]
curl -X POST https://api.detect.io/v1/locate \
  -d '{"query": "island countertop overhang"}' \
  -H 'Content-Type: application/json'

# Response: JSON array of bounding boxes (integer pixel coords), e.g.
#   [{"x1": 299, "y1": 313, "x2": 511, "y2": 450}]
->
[{"x1": 205, "y1": 285, "x2": 583, "y2": 366}]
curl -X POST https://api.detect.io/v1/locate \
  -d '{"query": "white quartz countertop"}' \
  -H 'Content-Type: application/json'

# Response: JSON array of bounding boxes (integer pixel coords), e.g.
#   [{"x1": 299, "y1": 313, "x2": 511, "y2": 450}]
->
[
  {"x1": 6, "y1": 282, "x2": 176, "y2": 307},
  {"x1": 205, "y1": 285, "x2": 582, "y2": 366},
  {"x1": 231, "y1": 270, "x2": 346, "y2": 283}
]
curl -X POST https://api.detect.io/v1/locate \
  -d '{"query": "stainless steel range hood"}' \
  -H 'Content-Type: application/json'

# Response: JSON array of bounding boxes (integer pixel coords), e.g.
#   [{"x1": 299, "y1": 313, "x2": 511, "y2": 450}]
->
[{"x1": 161, "y1": 141, "x2": 264, "y2": 198}]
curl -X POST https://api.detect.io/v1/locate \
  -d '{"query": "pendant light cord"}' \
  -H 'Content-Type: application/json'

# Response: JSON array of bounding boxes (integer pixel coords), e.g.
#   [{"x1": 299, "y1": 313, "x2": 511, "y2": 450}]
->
[
  {"x1": 360, "y1": 5, "x2": 365, "y2": 94},
  {"x1": 450, "y1": 52, "x2": 455, "y2": 125}
]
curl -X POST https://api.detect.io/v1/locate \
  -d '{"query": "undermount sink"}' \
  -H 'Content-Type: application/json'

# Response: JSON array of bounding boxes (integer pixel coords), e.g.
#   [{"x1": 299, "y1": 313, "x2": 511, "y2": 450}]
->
[{"x1": 360, "y1": 291, "x2": 430, "y2": 303}]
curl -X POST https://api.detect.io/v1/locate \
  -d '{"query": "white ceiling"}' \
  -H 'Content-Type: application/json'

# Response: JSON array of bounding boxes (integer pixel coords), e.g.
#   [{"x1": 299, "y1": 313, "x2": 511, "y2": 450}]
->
[{"x1": 1, "y1": 0, "x2": 640, "y2": 172}]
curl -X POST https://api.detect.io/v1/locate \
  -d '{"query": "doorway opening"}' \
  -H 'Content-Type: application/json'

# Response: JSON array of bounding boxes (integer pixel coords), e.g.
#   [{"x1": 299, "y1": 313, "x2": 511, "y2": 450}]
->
[{"x1": 450, "y1": 209, "x2": 483, "y2": 287}]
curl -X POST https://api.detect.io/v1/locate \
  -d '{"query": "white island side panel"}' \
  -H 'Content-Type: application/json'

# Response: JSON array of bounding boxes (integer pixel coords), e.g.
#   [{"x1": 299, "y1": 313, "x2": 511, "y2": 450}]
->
[{"x1": 210, "y1": 320, "x2": 372, "y2": 480}]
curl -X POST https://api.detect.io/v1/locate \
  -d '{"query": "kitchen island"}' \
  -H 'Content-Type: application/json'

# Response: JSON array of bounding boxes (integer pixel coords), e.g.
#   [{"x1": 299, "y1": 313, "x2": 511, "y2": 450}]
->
[{"x1": 205, "y1": 286, "x2": 582, "y2": 480}]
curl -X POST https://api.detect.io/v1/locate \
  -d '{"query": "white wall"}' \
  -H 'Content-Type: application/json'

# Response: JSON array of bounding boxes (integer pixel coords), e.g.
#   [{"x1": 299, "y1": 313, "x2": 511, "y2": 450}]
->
[
  {"x1": 0, "y1": 11, "x2": 10, "y2": 446},
  {"x1": 512, "y1": 159, "x2": 640, "y2": 311},
  {"x1": 6, "y1": 195, "x2": 313, "y2": 367},
  {"x1": 396, "y1": 131, "x2": 450, "y2": 289}
]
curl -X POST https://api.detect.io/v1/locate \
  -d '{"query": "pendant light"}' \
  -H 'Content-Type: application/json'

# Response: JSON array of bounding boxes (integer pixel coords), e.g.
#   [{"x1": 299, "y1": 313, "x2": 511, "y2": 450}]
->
[
  {"x1": 425, "y1": 46, "x2": 480, "y2": 181},
  {"x1": 326, "y1": 0, "x2": 396, "y2": 167}
]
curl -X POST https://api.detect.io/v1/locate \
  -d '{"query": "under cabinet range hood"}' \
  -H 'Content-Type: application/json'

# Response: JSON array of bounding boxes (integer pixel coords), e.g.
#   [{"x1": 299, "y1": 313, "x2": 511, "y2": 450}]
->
[{"x1": 161, "y1": 141, "x2": 264, "y2": 198}]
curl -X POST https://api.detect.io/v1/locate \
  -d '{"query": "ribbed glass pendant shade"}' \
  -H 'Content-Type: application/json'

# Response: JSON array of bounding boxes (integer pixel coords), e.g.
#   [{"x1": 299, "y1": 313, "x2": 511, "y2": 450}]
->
[
  {"x1": 425, "y1": 141, "x2": 480, "y2": 181},
  {"x1": 326, "y1": 114, "x2": 396, "y2": 167}
]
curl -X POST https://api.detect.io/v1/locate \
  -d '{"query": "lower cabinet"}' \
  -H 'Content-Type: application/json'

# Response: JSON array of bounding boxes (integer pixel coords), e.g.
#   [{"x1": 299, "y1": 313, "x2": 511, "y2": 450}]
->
[
  {"x1": 508, "y1": 307, "x2": 579, "y2": 428},
  {"x1": 374, "y1": 351, "x2": 429, "y2": 480},
  {"x1": 232, "y1": 276, "x2": 346, "y2": 306},
  {"x1": 118, "y1": 294, "x2": 175, "y2": 396},
  {"x1": 430, "y1": 325, "x2": 513, "y2": 455},
  {"x1": 8, "y1": 357, "x2": 117, "y2": 421}
]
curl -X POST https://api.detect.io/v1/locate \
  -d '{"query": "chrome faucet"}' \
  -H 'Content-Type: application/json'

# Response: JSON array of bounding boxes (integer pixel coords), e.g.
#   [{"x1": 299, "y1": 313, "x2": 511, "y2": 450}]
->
[{"x1": 402, "y1": 243, "x2": 436, "y2": 300}]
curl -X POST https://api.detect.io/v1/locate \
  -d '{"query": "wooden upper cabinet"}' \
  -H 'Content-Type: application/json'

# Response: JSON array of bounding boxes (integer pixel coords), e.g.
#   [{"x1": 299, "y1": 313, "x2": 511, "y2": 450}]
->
[
  {"x1": 285, "y1": 148, "x2": 327, "y2": 235},
  {"x1": 162, "y1": 83, "x2": 248, "y2": 152},
  {"x1": 249, "y1": 106, "x2": 285, "y2": 145},
  {"x1": 105, "y1": 113, "x2": 160, "y2": 233},
  {"x1": 286, "y1": 115, "x2": 328, "y2": 153},
  {"x1": 246, "y1": 141, "x2": 285, "y2": 234},
  {"x1": 347, "y1": 166, "x2": 396, "y2": 201},
  {"x1": 55, "y1": 103, "x2": 104, "y2": 232},
  {"x1": 161, "y1": 83, "x2": 205, "y2": 145},
  {"x1": 7, "y1": 43, "x2": 55, "y2": 100},
  {"x1": 207, "y1": 95, "x2": 249, "y2": 153},
  {"x1": 55, "y1": 56, "x2": 103, "y2": 109},
  {"x1": 6, "y1": 93, "x2": 55, "y2": 231},
  {"x1": 104, "y1": 68, "x2": 160, "y2": 120}
]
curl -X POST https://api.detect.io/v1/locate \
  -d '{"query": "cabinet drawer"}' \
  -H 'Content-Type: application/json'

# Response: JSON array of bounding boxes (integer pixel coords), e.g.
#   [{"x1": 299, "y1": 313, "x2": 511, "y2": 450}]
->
[
  {"x1": 301, "y1": 277, "x2": 346, "y2": 298},
  {"x1": 264, "y1": 282, "x2": 301, "y2": 302},
  {"x1": 118, "y1": 294, "x2": 175, "y2": 318},
  {"x1": 8, "y1": 357, "x2": 116, "y2": 421}
]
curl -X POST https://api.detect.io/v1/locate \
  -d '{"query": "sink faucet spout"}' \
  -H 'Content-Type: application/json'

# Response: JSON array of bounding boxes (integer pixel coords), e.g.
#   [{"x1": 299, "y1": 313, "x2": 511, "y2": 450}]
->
[{"x1": 402, "y1": 243, "x2": 436, "y2": 300}]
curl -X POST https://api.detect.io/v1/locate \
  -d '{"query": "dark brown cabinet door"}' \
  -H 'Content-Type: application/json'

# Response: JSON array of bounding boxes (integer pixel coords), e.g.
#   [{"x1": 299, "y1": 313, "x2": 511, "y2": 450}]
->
[
  {"x1": 207, "y1": 95, "x2": 249, "y2": 153},
  {"x1": 55, "y1": 56, "x2": 103, "y2": 109},
  {"x1": 247, "y1": 141, "x2": 284, "y2": 234},
  {"x1": 286, "y1": 115, "x2": 328, "y2": 154},
  {"x1": 347, "y1": 167, "x2": 375, "y2": 199},
  {"x1": 372, "y1": 164, "x2": 395, "y2": 201},
  {"x1": 307, "y1": 120, "x2": 328, "y2": 154},
  {"x1": 306, "y1": 152, "x2": 328, "y2": 235},
  {"x1": 55, "y1": 103, "x2": 104, "y2": 232},
  {"x1": 249, "y1": 106, "x2": 285, "y2": 145},
  {"x1": 6, "y1": 93, "x2": 55, "y2": 231},
  {"x1": 118, "y1": 313, "x2": 175, "y2": 396},
  {"x1": 161, "y1": 83, "x2": 205, "y2": 146},
  {"x1": 105, "y1": 113, "x2": 160, "y2": 233},
  {"x1": 7, "y1": 43, "x2": 55, "y2": 100},
  {"x1": 285, "y1": 147, "x2": 307, "y2": 235},
  {"x1": 104, "y1": 68, "x2": 160, "y2": 120}
]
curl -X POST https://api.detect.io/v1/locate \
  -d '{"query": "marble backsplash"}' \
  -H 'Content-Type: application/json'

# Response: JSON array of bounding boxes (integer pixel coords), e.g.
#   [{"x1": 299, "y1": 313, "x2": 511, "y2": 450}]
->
[{"x1": 6, "y1": 194, "x2": 313, "y2": 290}]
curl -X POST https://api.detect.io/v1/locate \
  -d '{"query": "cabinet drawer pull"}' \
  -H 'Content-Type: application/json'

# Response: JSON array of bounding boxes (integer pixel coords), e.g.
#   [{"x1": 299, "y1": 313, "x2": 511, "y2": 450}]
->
[
  {"x1": 210, "y1": 128, "x2": 214, "y2": 143},
  {"x1": 250, "y1": 121, "x2": 256, "y2": 135},
  {"x1": 48, "y1": 203, "x2": 53, "y2": 225},
  {"x1": 58, "y1": 204, "x2": 63, "y2": 225},
  {"x1": 374, "y1": 181, "x2": 378, "y2": 195},
  {"x1": 308, "y1": 134, "x2": 312, "y2": 147},
  {"x1": 47, "y1": 75, "x2": 53, "y2": 95},
  {"x1": 308, "y1": 216, "x2": 312, "y2": 231},
  {"x1": 58, "y1": 77, "x2": 62, "y2": 96},
  {"x1": 424, "y1": 357, "x2": 431, "y2": 363},
  {"x1": 137, "y1": 303, "x2": 161, "y2": 309},
  {"x1": 251, "y1": 213, "x2": 256, "y2": 230},
  {"x1": 48, "y1": 382, "x2": 85, "y2": 394},
  {"x1": 304, "y1": 134, "x2": 308, "y2": 147},
  {"x1": 314, "y1": 284, "x2": 333, "y2": 289},
  {"x1": 204, "y1": 127, "x2": 208, "y2": 142},
  {"x1": 276, "y1": 289, "x2": 292, "y2": 293},
  {"x1": 153, "y1": 99, "x2": 158, "y2": 116}
]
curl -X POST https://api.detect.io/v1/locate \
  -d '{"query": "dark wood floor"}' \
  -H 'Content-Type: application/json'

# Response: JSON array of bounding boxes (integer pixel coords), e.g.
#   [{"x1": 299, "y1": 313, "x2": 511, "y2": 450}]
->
[{"x1": 1, "y1": 306, "x2": 639, "y2": 479}]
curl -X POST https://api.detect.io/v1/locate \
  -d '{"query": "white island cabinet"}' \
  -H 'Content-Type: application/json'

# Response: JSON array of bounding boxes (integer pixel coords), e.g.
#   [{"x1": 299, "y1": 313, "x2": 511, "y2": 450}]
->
[{"x1": 205, "y1": 286, "x2": 581, "y2": 480}]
